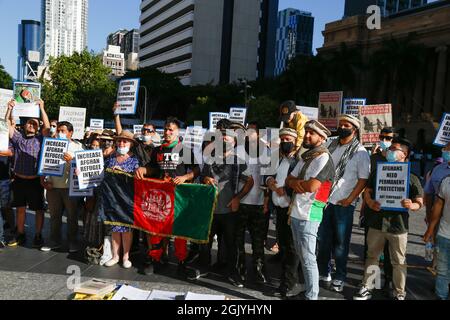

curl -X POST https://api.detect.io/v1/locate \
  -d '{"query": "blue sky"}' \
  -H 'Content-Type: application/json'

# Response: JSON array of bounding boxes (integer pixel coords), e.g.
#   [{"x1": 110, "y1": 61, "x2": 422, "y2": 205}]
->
[{"x1": 0, "y1": 0, "x2": 346, "y2": 78}]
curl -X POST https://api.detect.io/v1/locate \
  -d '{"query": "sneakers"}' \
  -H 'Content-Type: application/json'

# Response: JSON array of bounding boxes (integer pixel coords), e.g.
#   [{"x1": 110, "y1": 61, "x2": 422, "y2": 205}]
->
[
  {"x1": 177, "y1": 262, "x2": 201, "y2": 280},
  {"x1": 237, "y1": 264, "x2": 247, "y2": 283},
  {"x1": 353, "y1": 286, "x2": 372, "y2": 300},
  {"x1": 104, "y1": 258, "x2": 119, "y2": 267},
  {"x1": 393, "y1": 294, "x2": 406, "y2": 300},
  {"x1": 319, "y1": 274, "x2": 332, "y2": 282},
  {"x1": 40, "y1": 242, "x2": 62, "y2": 252},
  {"x1": 32, "y1": 234, "x2": 44, "y2": 248},
  {"x1": 228, "y1": 273, "x2": 244, "y2": 288},
  {"x1": 331, "y1": 279, "x2": 344, "y2": 292},
  {"x1": 8, "y1": 233, "x2": 26, "y2": 247},
  {"x1": 123, "y1": 260, "x2": 132, "y2": 269}
]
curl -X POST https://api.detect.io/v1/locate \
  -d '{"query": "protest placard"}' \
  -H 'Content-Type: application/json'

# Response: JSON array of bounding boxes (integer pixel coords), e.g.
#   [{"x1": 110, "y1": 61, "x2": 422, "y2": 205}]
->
[
  {"x1": 0, "y1": 88, "x2": 13, "y2": 119},
  {"x1": 69, "y1": 161, "x2": 94, "y2": 197},
  {"x1": 229, "y1": 107, "x2": 247, "y2": 125},
  {"x1": 58, "y1": 106, "x2": 87, "y2": 140},
  {"x1": 318, "y1": 91, "x2": 343, "y2": 131},
  {"x1": 298, "y1": 106, "x2": 319, "y2": 121},
  {"x1": 359, "y1": 104, "x2": 392, "y2": 147},
  {"x1": 90, "y1": 119, "x2": 104, "y2": 131},
  {"x1": 183, "y1": 126, "x2": 206, "y2": 149},
  {"x1": 375, "y1": 162, "x2": 410, "y2": 211},
  {"x1": 209, "y1": 112, "x2": 229, "y2": 131},
  {"x1": 12, "y1": 82, "x2": 41, "y2": 118},
  {"x1": 115, "y1": 78, "x2": 140, "y2": 115},
  {"x1": 343, "y1": 98, "x2": 366, "y2": 117},
  {"x1": 37, "y1": 138, "x2": 69, "y2": 176},
  {"x1": 0, "y1": 119, "x2": 8, "y2": 151},
  {"x1": 433, "y1": 113, "x2": 450, "y2": 147},
  {"x1": 133, "y1": 125, "x2": 143, "y2": 134},
  {"x1": 75, "y1": 149, "x2": 104, "y2": 190}
]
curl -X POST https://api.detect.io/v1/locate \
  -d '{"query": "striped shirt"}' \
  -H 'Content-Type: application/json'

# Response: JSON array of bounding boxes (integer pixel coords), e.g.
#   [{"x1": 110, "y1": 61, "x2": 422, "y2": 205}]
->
[{"x1": 11, "y1": 131, "x2": 44, "y2": 177}]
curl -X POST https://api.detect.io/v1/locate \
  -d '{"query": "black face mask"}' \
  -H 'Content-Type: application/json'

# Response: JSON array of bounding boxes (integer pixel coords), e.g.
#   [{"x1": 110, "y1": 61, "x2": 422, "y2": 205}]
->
[
  {"x1": 280, "y1": 142, "x2": 295, "y2": 154},
  {"x1": 337, "y1": 128, "x2": 353, "y2": 139}
]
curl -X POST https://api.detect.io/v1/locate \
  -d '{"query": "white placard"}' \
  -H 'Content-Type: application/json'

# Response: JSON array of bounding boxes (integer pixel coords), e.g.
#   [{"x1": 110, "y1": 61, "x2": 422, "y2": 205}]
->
[
  {"x1": 90, "y1": 119, "x2": 104, "y2": 131},
  {"x1": 0, "y1": 119, "x2": 9, "y2": 151},
  {"x1": 209, "y1": 112, "x2": 229, "y2": 131},
  {"x1": 184, "y1": 292, "x2": 226, "y2": 300},
  {"x1": 133, "y1": 125, "x2": 143, "y2": 134},
  {"x1": 111, "y1": 285, "x2": 151, "y2": 301},
  {"x1": 433, "y1": 113, "x2": 450, "y2": 147},
  {"x1": 75, "y1": 149, "x2": 104, "y2": 190},
  {"x1": 0, "y1": 88, "x2": 13, "y2": 119},
  {"x1": 183, "y1": 126, "x2": 206, "y2": 149},
  {"x1": 12, "y1": 82, "x2": 41, "y2": 118},
  {"x1": 37, "y1": 138, "x2": 69, "y2": 177},
  {"x1": 69, "y1": 161, "x2": 94, "y2": 197},
  {"x1": 115, "y1": 78, "x2": 140, "y2": 115},
  {"x1": 58, "y1": 106, "x2": 87, "y2": 140},
  {"x1": 148, "y1": 290, "x2": 184, "y2": 300},
  {"x1": 229, "y1": 107, "x2": 247, "y2": 125},
  {"x1": 375, "y1": 162, "x2": 410, "y2": 212},
  {"x1": 298, "y1": 106, "x2": 319, "y2": 121},
  {"x1": 343, "y1": 98, "x2": 366, "y2": 117}
]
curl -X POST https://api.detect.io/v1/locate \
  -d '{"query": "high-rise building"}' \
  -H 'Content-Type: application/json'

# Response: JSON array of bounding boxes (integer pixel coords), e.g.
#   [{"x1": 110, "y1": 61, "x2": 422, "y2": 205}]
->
[
  {"x1": 139, "y1": 0, "x2": 278, "y2": 86},
  {"x1": 17, "y1": 20, "x2": 41, "y2": 81},
  {"x1": 41, "y1": 0, "x2": 89, "y2": 65},
  {"x1": 344, "y1": 0, "x2": 428, "y2": 17},
  {"x1": 275, "y1": 9, "x2": 314, "y2": 76},
  {"x1": 102, "y1": 45, "x2": 125, "y2": 78},
  {"x1": 107, "y1": 29, "x2": 140, "y2": 72},
  {"x1": 123, "y1": 29, "x2": 140, "y2": 58},
  {"x1": 107, "y1": 29, "x2": 128, "y2": 48}
]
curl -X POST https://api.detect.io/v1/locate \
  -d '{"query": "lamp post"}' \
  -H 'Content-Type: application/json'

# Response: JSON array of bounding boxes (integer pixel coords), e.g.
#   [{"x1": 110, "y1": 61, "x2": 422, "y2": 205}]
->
[{"x1": 140, "y1": 85, "x2": 148, "y2": 124}]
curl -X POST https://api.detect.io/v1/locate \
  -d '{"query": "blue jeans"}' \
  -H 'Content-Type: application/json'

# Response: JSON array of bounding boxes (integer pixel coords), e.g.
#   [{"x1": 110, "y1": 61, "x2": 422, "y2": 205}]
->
[
  {"x1": 290, "y1": 218, "x2": 320, "y2": 300},
  {"x1": 317, "y1": 203, "x2": 355, "y2": 281},
  {"x1": 436, "y1": 235, "x2": 450, "y2": 300}
]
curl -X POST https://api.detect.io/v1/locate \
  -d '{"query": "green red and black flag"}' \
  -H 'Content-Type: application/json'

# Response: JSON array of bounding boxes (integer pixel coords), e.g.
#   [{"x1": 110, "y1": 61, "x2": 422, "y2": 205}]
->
[{"x1": 100, "y1": 169, "x2": 217, "y2": 243}]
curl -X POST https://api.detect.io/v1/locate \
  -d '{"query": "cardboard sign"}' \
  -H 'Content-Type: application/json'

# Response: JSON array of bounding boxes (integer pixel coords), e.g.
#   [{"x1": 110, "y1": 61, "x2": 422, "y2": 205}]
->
[
  {"x1": 12, "y1": 82, "x2": 41, "y2": 118},
  {"x1": 375, "y1": 162, "x2": 410, "y2": 212},
  {"x1": 90, "y1": 119, "x2": 104, "y2": 131},
  {"x1": 318, "y1": 91, "x2": 343, "y2": 131},
  {"x1": 0, "y1": 119, "x2": 9, "y2": 151},
  {"x1": 115, "y1": 78, "x2": 140, "y2": 115},
  {"x1": 343, "y1": 98, "x2": 366, "y2": 117},
  {"x1": 75, "y1": 149, "x2": 104, "y2": 190},
  {"x1": 183, "y1": 126, "x2": 206, "y2": 149},
  {"x1": 298, "y1": 106, "x2": 319, "y2": 121},
  {"x1": 38, "y1": 138, "x2": 69, "y2": 176},
  {"x1": 133, "y1": 125, "x2": 144, "y2": 134},
  {"x1": 433, "y1": 113, "x2": 450, "y2": 147},
  {"x1": 229, "y1": 107, "x2": 247, "y2": 125},
  {"x1": 209, "y1": 112, "x2": 229, "y2": 131},
  {"x1": 58, "y1": 106, "x2": 87, "y2": 140},
  {"x1": 359, "y1": 104, "x2": 393, "y2": 147},
  {"x1": 0, "y1": 88, "x2": 13, "y2": 120},
  {"x1": 69, "y1": 161, "x2": 94, "y2": 197}
]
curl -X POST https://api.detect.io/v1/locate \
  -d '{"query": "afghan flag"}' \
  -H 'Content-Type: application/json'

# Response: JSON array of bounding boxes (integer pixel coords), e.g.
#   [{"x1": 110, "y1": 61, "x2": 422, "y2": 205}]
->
[{"x1": 100, "y1": 169, "x2": 217, "y2": 243}]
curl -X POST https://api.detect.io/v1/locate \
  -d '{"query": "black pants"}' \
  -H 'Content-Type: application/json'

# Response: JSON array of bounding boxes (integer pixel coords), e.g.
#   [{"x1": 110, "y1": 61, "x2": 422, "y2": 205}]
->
[
  {"x1": 275, "y1": 206, "x2": 300, "y2": 289},
  {"x1": 236, "y1": 204, "x2": 266, "y2": 268},
  {"x1": 364, "y1": 225, "x2": 393, "y2": 282}
]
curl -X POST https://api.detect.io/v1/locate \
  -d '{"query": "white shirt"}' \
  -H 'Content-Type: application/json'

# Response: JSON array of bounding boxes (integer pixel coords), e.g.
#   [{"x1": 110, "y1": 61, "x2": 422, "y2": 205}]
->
[
  {"x1": 269, "y1": 157, "x2": 292, "y2": 208},
  {"x1": 438, "y1": 176, "x2": 450, "y2": 240},
  {"x1": 241, "y1": 160, "x2": 264, "y2": 206},
  {"x1": 326, "y1": 139, "x2": 370, "y2": 205}
]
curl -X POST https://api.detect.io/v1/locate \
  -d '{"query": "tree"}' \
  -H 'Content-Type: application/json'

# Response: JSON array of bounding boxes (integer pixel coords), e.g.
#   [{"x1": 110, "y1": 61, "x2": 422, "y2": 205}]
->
[
  {"x1": 41, "y1": 51, "x2": 117, "y2": 119},
  {"x1": 0, "y1": 64, "x2": 13, "y2": 89}
]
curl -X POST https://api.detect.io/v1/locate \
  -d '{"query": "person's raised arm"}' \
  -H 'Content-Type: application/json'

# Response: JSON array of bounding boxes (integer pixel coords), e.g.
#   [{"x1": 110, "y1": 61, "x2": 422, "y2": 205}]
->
[
  {"x1": 113, "y1": 102, "x2": 123, "y2": 135},
  {"x1": 38, "y1": 100, "x2": 50, "y2": 136},
  {"x1": 5, "y1": 100, "x2": 17, "y2": 139}
]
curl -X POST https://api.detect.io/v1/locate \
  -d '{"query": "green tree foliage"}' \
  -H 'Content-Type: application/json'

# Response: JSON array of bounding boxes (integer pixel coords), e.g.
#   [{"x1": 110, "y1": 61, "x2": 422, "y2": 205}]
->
[
  {"x1": 41, "y1": 51, "x2": 117, "y2": 119},
  {"x1": 0, "y1": 64, "x2": 13, "y2": 89}
]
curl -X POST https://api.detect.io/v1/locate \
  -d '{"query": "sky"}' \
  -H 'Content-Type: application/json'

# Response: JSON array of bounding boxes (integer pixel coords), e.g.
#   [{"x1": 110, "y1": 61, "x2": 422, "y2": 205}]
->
[{"x1": 0, "y1": 0, "x2": 347, "y2": 78}]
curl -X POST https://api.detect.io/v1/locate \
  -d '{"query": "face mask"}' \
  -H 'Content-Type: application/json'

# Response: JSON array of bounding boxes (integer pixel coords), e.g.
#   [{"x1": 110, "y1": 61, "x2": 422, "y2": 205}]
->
[
  {"x1": 442, "y1": 151, "x2": 450, "y2": 163},
  {"x1": 386, "y1": 150, "x2": 399, "y2": 162},
  {"x1": 380, "y1": 141, "x2": 391, "y2": 151},
  {"x1": 117, "y1": 147, "x2": 130, "y2": 155},
  {"x1": 337, "y1": 128, "x2": 353, "y2": 139},
  {"x1": 58, "y1": 133, "x2": 67, "y2": 140},
  {"x1": 50, "y1": 127, "x2": 56, "y2": 134},
  {"x1": 281, "y1": 142, "x2": 295, "y2": 154},
  {"x1": 143, "y1": 135, "x2": 152, "y2": 143}
]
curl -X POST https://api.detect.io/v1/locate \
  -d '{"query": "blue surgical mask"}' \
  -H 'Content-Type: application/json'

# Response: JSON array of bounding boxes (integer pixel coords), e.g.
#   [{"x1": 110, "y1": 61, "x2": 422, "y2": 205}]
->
[
  {"x1": 386, "y1": 150, "x2": 398, "y2": 162},
  {"x1": 443, "y1": 151, "x2": 450, "y2": 163},
  {"x1": 58, "y1": 133, "x2": 67, "y2": 140},
  {"x1": 117, "y1": 147, "x2": 130, "y2": 155},
  {"x1": 50, "y1": 127, "x2": 56, "y2": 134},
  {"x1": 380, "y1": 141, "x2": 391, "y2": 151}
]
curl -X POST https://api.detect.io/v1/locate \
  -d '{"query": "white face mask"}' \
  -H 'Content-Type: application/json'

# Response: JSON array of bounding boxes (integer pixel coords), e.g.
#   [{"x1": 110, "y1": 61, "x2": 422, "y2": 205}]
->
[
  {"x1": 58, "y1": 133, "x2": 67, "y2": 140},
  {"x1": 50, "y1": 127, "x2": 56, "y2": 134},
  {"x1": 143, "y1": 135, "x2": 152, "y2": 143},
  {"x1": 117, "y1": 146, "x2": 130, "y2": 155}
]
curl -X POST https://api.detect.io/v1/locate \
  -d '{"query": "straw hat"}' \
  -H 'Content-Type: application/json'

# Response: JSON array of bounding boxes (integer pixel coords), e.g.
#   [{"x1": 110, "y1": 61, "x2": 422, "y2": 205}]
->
[{"x1": 113, "y1": 130, "x2": 136, "y2": 145}]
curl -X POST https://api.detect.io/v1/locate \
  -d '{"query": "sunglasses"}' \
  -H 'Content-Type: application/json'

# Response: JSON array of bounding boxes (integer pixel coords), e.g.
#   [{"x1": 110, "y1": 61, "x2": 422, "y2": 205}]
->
[
  {"x1": 379, "y1": 135, "x2": 393, "y2": 141},
  {"x1": 142, "y1": 129, "x2": 154, "y2": 133}
]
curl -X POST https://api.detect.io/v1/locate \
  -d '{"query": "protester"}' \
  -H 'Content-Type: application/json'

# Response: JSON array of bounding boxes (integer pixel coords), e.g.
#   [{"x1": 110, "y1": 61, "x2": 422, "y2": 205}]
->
[
  {"x1": 0, "y1": 147, "x2": 13, "y2": 248},
  {"x1": 99, "y1": 129, "x2": 116, "y2": 158},
  {"x1": 266, "y1": 128, "x2": 300, "y2": 297},
  {"x1": 5, "y1": 100, "x2": 50, "y2": 247},
  {"x1": 370, "y1": 127, "x2": 396, "y2": 169},
  {"x1": 49, "y1": 120, "x2": 58, "y2": 138},
  {"x1": 423, "y1": 173, "x2": 450, "y2": 300},
  {"x1": 354, "y1": 138, "x2": 423, "y2": 300},
  {"x1": 279, "y1": 100, "x2": 309, "y2": 154},
  {"x1": 103, "y1": 131, "x2": 140, "y2": 269},
  {"x1": 41, "y1": 121, "x2": 84, "y2": 253},
  {"x1": 317, "y1": 114, "x2": 370, "y2": 292}
]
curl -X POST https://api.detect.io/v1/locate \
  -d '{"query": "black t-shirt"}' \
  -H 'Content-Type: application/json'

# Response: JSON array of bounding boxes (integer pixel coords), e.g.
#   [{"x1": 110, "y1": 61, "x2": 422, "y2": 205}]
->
[
  {"x1": 133, "y1": 142, "x2": 154, "y2": 167},
  {"x1": 370, "y1": 152, "x2": 386, "y2": 174},
  {"x1": 0, "y1": 157, "x2": 10, "y2": 180}
]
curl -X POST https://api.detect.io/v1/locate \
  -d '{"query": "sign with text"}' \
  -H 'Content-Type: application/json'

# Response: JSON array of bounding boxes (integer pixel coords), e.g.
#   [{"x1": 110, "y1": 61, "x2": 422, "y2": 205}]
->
[
  {"x1": 0, "y1": 119, "x2": 9, "y2": 151},
  {"x1": 75, "y1": 149, "x2": 104, "y2": 190},
  {"x1": 0, "y1": 88, "x2": 13, "y2": 119},
  {"x1": 433, "y1": 113, "x2": 450, "y2": 147},
  {"x1": 133, "y1": 125, "x2": 144, "y2": 135},
  {"x1": 298, "y1": 106, "x2": 318, "y2": 121},
  {"x1": 90, "y1": 119, "x2": 104, "y2": 131},
  {"x1": 58, "y1": 106, "x2": 87, "y2": 140},
  {"x1": 69, "y1": 161, "x2": 94, "y2": 197},
  {"x1": 343, "y1": 98, "x2": 366, "y2": 117},
  {"x1": 229, "y1": 107, "x2": 247, "y2": 125},
  {"x1": 318, "y1": 91, "x2": 343, "y2": 131},
  {"x1": 115, "y1": 78, "x2": 140, "y2": 115},
  {"x1": 359, "y1": 104, "x2": 392, "y2": 147},
  {"x1": 12, "y1": 82, "x2": 41, "y2": 118},
  {"x1": 37, "y1": 138, "x2": 69, "y2": 177},
  {"x1": 209, "y1": 112, "x2": 229, "y2": 131},
  {"x1": 183, "y1": 126, "x2": 206, "y2": 149},
  {"x1": 375, "y1": 162, "x2": 410, "y2": 212}
]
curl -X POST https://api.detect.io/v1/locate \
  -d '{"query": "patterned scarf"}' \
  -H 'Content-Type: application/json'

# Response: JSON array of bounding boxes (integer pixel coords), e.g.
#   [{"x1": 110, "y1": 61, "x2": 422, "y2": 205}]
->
[{"x1": 298, "y1": 145, "x2": 330, "y2": 179}]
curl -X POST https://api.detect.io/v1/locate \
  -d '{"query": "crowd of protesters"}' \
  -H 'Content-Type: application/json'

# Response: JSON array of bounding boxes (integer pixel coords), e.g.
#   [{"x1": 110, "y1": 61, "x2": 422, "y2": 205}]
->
[{"x1": 0, "y1": 98, "x2": 449, "y2": 301}]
